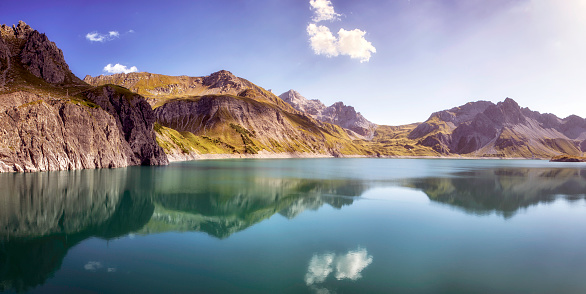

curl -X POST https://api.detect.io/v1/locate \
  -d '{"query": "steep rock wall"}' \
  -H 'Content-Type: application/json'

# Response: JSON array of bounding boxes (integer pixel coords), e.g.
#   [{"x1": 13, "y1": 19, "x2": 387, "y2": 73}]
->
[{"x1": 84, "y1": 85, "x2": 168, "y2": 166}]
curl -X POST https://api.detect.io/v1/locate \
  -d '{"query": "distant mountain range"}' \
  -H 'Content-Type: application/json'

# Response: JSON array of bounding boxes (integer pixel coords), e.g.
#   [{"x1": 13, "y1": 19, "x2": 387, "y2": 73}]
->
[
  {"x1": 409, "y1": 98, "x2": 586, "y2": 158},
  {"x1": 1, "y1": 21, "x2": 585, "y2": 173}
]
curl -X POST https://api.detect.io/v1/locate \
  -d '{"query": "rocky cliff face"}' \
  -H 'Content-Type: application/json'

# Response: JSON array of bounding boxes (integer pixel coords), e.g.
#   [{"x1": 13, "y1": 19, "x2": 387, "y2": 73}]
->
[
  {"x1": 279, "y1": 89, "x2": 326, "y2": 116},
  {"x1": 0, "y1": 30, "x2": 10, "y2": 89},
  {"x1": 0, "y1": 21, "x2": 168, "y2": 172},
  {"x1": 279, "y1": 90, "x2": 376, "y2": 139},
  {"x1": 408, "y1": 98, "x2": 585, "y2": 157},
  {"x1": 0, "y1": 96, "x2": 133, "y2": 172},
  {"x1": 84, "y1": 85, "x2": 168, "y2": 166}
]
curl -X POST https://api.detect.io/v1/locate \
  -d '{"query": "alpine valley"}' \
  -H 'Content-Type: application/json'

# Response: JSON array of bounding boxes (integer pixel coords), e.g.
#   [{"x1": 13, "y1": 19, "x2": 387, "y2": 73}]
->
[{"x1": 1, "y1": 21, "x2": 585, "y2": 173}]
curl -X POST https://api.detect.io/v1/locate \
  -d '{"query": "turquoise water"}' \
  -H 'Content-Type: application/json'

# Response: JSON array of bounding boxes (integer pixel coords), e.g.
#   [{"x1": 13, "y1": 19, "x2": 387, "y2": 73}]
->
[{"x1": 1, "y1": 158, "x2": 586, "y2": 293}]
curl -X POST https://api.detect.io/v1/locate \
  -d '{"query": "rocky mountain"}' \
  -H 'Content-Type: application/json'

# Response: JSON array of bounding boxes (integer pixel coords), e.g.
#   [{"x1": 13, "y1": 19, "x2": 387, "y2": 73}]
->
[
  {"x1": 84, "y1": 70, "x2": 296, "y2": 112},
  {"x1": 0, "y1": 21, "x2": 167, "y2": 172},
  {"x1": 85, "y1": 71, "x2": 369, "y2": 159},
  {"x1": 279, "y1": 90, "x2": 376, "y2": 139},
  {"x1": 0, "y1": 21, "x2": 86, "y2": 90},
  {"x1": 408, "y1": 98, "x2": 585, "y2": 158}
]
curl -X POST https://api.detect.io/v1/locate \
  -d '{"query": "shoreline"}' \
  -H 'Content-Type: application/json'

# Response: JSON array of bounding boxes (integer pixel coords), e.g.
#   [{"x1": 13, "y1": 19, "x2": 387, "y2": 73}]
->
[
  {"x1": 0, "y1": 153, "x2": 563, "y2": 174},
  {"x1": 165, "y1": 150, "x2": 549, "y2": 162}
]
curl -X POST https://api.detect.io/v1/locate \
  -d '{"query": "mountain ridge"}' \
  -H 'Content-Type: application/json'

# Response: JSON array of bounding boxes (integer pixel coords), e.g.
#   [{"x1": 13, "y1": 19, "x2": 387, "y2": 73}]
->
[
  {"x1": 279, "y1": 89, "x2": 376, "y2": 139},
  {"x1": 408, "y1": 98, "x2": 586, "y2": 157},
  {"x1": 84, "y1": 70, "x2": 298, "y2": 113}
]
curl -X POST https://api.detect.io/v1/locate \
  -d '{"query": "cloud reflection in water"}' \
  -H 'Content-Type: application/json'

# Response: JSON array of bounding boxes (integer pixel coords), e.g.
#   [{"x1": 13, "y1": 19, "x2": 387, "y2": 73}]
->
[
  {"x1": 84, "y1": 261, "x2": 103, "y2": 271},
  {"x1": 305, "y1": 247, "x2": 373, "y2": 286}
]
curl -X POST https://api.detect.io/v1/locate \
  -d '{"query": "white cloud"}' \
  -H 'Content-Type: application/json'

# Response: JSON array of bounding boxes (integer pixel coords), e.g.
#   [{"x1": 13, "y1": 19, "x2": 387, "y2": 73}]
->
[
  {"x1": 86, "y1": 32, "x2": 105, "y2": 42},
  {"x1": 336, "y1": 28, "x2": 377, "y2": 63},
  {"x1": 86, "y1": 31, "x2": 120, "y2": 42},
  {"x1": 307, "y1": 24, "x2": 339, "y2": 57},
  {"x1": 103, "y1": 63, "x2": 139, "y2": 74},
  {"x1": 310, "y1": 0, "x2": 340, "y2": 22},
  {"x1": 307, "y1": 24, "x2": 376, "y2": 62},
  {"x1": 305, "y1": 248, "x2": 373, "y2": 286}
]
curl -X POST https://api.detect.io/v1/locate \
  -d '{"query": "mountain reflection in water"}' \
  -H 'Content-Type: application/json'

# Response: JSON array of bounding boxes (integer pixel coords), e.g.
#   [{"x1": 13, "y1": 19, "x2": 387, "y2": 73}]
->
[
  {"x1": 1, "y1": 160, "x2": 586, "y2": 292},
  {"x1": 403, "y1": 167, "x2": 586, "y2": 218},
  {"x1": 0, "y1": 165, "x2": 364, "y2": 292}
]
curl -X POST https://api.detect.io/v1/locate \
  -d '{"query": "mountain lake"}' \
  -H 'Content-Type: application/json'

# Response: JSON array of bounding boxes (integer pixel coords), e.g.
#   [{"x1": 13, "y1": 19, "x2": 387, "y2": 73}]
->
[{"x1": 1, "y1": 158, "x2": 586, "y2": 293}]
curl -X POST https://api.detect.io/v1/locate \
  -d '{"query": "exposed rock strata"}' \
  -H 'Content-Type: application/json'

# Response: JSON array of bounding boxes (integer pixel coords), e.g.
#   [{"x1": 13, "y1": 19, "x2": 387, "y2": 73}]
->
[
  {"x1": 0, "y1": 98, "x2": 133, "y2": 172},
  {"x1": 84, "y1": 85, "x2": 168, "y2": 166}
]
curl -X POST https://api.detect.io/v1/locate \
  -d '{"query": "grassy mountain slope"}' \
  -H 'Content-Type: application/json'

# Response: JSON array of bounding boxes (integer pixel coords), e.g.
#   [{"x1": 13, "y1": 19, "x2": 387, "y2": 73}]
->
[
  {"x1": 84, "y1": 70, "x2": 297, "y2": 112},
  {"x1": 86, "y1": 71, "x2": 369, "y2": 158},
  {"x1": 360, "y1": 124, "x2": 439, "y2": 157}
]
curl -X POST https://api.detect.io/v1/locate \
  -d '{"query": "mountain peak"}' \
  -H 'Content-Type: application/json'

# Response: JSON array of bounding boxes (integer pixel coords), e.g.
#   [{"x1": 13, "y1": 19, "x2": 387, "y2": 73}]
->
[
  {"x1": 278, "y1": 90, "x2": 375, "y2": 138},
  {"x1": 0, "y1": 20, "x2": 34, "y2": 39},
  {"x1": 0, "y1": 21, "x2": 84, "y2": 88},
  {"x1": 280, "y1": 89, "x2": 307, "y2": 104},
  {"x1": 202, "y1": 70, "x2": 241, "y2": 89},
  {"x1": 488, "y1": 97, "x2": 524, "y2": 125},
  {"x1": 500, "y1": 97, "x2": 519, "y2": 108},
  {"x1": 205, "y1": 69, "x2": 235, "y2": 80}
]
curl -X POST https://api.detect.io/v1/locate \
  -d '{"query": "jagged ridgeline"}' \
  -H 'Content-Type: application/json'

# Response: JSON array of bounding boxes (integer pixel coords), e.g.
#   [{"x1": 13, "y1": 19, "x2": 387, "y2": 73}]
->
[
  {"x1": 407, "y1": 98, "x2": 586, "y2": 158},
  {"x1": 278, "y1": 89, "x2": 377, "y2": 139},
  {"x1": 0, "y1": 21, "x2": 167, "y2": 172},
  {"x1": 84, "y1": 71, "x2": 369, "y2": 159}
]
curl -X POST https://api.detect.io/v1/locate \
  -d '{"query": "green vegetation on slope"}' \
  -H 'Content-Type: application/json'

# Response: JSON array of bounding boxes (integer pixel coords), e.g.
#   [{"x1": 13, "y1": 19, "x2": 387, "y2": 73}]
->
[
  {"x1": 154, "y1": 123, "x2": 236, "y2": 155},
  {"x1": 358, "y1": 124, "x2": 440, "y2": 156},
  {"x1": 153, "y1": 94, "x2": 371, "y2": 156}
]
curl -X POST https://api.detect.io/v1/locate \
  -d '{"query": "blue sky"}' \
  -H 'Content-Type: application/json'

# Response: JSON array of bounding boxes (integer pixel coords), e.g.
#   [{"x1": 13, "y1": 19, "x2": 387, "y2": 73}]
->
[{"x1": 2, "y1": 0, "x2": 586, "y2": 125}]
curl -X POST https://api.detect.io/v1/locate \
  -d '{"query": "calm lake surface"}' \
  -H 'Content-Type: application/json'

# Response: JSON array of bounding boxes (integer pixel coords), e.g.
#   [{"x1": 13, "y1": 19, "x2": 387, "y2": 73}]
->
[{"x1": 2, "y1": 158, "x2": 586, "y2": 293}]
